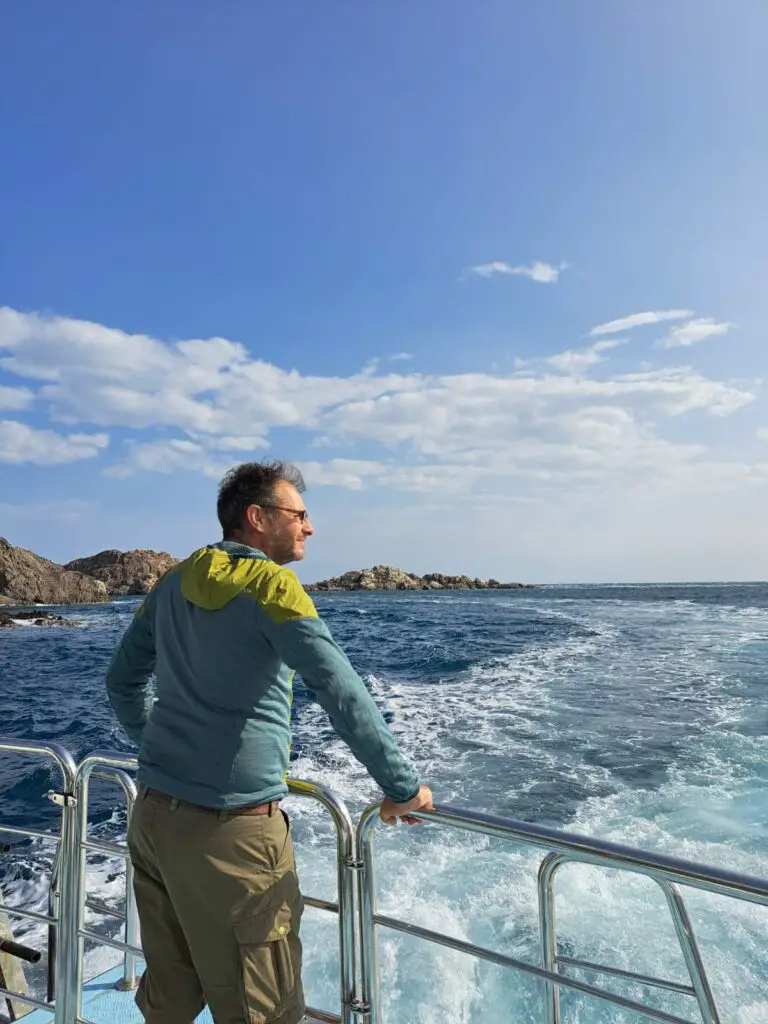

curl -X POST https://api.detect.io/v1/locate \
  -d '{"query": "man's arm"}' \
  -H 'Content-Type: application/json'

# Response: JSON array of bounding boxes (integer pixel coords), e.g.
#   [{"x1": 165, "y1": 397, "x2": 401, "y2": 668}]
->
[
  {"x1": 256, "y1": 569, "x2": 421, "y2": 804},
  {"x1": 105, "y1": 598, "x2": 156, "y2": 746}
]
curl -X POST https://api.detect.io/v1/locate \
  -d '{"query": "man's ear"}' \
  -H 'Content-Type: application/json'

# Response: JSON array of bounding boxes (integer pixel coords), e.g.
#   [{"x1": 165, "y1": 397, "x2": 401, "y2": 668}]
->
[{"x1": 244, "y1": 504, "x2": 264, "y2": 533}]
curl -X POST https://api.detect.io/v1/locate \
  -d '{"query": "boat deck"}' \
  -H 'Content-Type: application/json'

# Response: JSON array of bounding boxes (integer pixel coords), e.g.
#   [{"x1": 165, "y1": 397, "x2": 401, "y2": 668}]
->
[{"x1": 22, "y1": 964, "x2": 214, "y2": 1024}]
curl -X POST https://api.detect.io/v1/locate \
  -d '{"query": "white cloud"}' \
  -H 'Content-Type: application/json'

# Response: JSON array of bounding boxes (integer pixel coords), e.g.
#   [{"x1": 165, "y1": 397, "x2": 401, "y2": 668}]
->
[
  {"x1": 0, "y1": 420, "x2": 108, "y2": 465},
  {"x1": 656, "y1": 317, "x2": 733, "y2": 349},
  {"x1": 210, "y1": 435, "x2": 269, "y2": 452},
  {"x1": 590, "y1": 310, "x2": 693, "y2": 336},
  {"x1": 318, "y1": 368, "x2": 753, "y2": 457},
  {"x1": 547, "y1": 338, "x2": 627, "y2": 373},
  {"x1": 0, "y1": 385, "x2": 34, "y2": 411},
  {"x1": 4, "y1": 306, "x2": 766, "y2": 580},
  {"x1": 0, "y1": 307, "x2": 423, "y2": 436},
  {"x1": 0, "y1": 306, "x2": 758, "y2": 508},
  {"x1": 465, "y1": 260, "x2": 567, "y2": 284},
  {"x1": 103, "y1": 439, "x2": 225, "y2": 479},
  {"x1": 389, "y1": 352, "x2": 414, "y2": 362},
  {"x1": 301, "y1": 459, "x2": 389, "y2": 491}
]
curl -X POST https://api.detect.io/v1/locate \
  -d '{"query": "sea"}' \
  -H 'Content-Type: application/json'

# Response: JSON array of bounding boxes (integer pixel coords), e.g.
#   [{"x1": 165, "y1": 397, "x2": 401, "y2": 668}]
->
[{"x1": 1, "y1": 584, "x2": 767, "y2": 1023}]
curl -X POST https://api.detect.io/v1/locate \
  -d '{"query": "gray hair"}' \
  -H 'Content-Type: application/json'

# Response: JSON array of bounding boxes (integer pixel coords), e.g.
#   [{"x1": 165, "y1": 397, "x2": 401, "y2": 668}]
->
[{"x1": 216, "y1": 460, "x2": 306, "y2": 537}]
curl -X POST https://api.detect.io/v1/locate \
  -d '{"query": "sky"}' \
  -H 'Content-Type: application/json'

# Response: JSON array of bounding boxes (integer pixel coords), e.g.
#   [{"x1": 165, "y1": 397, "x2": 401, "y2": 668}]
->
[{"x1": 1, "y1": 1, "x2": 767, "y2": 583}]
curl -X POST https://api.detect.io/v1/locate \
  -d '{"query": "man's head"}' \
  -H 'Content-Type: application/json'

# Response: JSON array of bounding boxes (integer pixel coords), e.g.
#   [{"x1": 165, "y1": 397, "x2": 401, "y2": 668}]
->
[{"x1": 216, "y1": 460, "x2": 314, "y2": 565}]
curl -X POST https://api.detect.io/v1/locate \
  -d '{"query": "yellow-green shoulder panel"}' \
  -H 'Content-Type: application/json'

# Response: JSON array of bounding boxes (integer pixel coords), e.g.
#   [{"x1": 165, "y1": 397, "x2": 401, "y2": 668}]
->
[{"x1": 246, "y1": 567, "x2": 318, "y2": 624}]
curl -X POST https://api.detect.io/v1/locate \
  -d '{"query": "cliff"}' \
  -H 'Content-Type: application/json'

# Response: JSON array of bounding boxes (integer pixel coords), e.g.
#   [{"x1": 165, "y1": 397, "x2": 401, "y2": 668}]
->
[
  {"x1": 65, "y1": 549, "x2": 178, "y2": 596},
  {"x1": 305, "y1": 565, "x2": 531, "y2": 592},
  {"x1": 0, "y1": 538, "x2": 109, "y2": 605}
]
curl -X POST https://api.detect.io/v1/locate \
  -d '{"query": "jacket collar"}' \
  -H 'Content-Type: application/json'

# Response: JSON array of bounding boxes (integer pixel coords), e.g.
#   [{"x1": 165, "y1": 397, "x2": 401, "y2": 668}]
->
[{"x1": 211, "y1": 540, "x2": 270, "y2": 561}]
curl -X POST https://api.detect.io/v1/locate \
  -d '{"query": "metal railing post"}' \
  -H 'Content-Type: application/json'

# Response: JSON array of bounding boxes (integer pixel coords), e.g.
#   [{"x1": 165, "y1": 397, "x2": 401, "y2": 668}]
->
[
  {"x1": 47, "y1": 840, "x2": 62, "y2": 1002},
  {"x1": 538, "y1": 853, "x2": 565, "y2": 1024},
  {"x1": 0, "y1": 738, "x2": 78, "y2": 1024},
  {"x1": 286, "y1": 779, "x2": 357, "y2": 1024},
  {"x1": 356, "y1": 807, "x2": 383, "y2": 1024},
  {"x1": 71, "y1": 751, "x2": 140, "y2": 1022},
  {"x1": 659, "y1": 882, "x2": 721, "y2": 1024},
  {"x1": 92, "y1": 769, "x2": 138, "y2": 992}
]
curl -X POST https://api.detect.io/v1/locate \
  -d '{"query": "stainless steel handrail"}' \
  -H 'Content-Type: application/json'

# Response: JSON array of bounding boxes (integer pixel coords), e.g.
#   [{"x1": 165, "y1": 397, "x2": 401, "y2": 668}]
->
[
  {"x1": 67, "y1": 752, "x2": 357, "y2": 1024},
  {"x1": 71, "y1": 758, "x2": 139, "y2": 1007},
  {"x1": 356, "y1": 802, "x2": 768, "y2": 1024},
  {"x1": 45, "y1": 767, "x2": 137, "y2": 1004},
  {"x1": 5, "y1": 744, "x2": 768, "y2": 1024},
  {"x1": 538, "y1": 851, "x2": 721, "y2": 1024},
  {"x1": 286, "y1": 777, "x2": 357, "y2": 1024},
  {"x1": 0, "y1": 737, "x2": 78, "y2": 1024}
]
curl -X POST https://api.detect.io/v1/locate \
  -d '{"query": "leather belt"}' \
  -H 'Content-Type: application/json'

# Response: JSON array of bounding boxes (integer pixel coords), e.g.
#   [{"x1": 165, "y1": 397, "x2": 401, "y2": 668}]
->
[{"x1": 142, "y1": 786, "x2": 279, "y2": 816}]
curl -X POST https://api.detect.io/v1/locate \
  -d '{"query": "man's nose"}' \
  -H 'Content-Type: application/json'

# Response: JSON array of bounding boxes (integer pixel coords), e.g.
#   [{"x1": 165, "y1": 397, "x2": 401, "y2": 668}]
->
[{"x1": 302, "y1": 519, "x2": 315, "y2": 536}]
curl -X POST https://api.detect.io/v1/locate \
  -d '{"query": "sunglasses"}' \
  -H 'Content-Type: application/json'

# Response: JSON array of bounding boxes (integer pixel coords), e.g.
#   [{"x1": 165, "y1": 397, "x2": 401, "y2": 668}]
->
[{"x1": 262, "y1": 504, "x2": 310, "y2": 523}]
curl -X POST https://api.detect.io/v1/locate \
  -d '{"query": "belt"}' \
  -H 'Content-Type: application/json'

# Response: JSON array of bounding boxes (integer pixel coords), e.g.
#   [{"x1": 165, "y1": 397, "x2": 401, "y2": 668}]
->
[{"x1": 142, "y1": 787, "x2": 280, "y2": 817}]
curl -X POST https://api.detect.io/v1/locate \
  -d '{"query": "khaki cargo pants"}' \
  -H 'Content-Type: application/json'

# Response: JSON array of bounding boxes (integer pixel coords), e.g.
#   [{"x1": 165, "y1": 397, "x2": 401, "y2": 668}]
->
[{"x1": 127, "y1": 787, "x2": 305, "y2": 1024}]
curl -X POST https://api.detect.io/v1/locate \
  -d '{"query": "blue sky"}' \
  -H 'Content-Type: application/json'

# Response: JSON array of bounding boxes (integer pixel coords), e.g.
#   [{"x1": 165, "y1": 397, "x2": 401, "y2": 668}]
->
[{"x1": 1, "y1": 2, "x2": 767, "y2": 582}]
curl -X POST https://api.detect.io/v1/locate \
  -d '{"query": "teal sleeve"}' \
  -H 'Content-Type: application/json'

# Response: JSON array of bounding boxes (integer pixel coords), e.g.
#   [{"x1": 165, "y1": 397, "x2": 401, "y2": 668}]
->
[
  {"x1": 105, "y1": 600, "x2": 156, "y2": 746},
  {"x1": 264, "y1": 615, "x2": 420, "y2": 803}
]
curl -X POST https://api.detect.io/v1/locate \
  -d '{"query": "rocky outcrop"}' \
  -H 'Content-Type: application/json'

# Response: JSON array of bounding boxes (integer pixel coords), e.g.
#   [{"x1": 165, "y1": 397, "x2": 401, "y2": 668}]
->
[
  {"x1": 0, "y1": 538, "x2": 109, "y2": 606},
  {"x1": 65, "y1": 549, "x2": 178, "y2": 596},
  {"x1": 0, "y1": 610, "x2": 79, "y2": 628},
  {"x1": 305, "y1": 565, "x2": 531, "y2": 592}
]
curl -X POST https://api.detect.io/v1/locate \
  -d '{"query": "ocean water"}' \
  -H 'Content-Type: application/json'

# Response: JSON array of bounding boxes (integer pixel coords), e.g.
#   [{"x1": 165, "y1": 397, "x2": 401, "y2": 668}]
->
[{"x1": 1, "y1": 584, "x2": 768, "y2": 1023}]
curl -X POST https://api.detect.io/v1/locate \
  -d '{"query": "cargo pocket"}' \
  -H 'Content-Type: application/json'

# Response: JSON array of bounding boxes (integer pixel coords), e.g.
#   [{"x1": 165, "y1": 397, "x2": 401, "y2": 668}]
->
[{"x1": 234, "y1": 902, "x2": 303, "y2": 1024}]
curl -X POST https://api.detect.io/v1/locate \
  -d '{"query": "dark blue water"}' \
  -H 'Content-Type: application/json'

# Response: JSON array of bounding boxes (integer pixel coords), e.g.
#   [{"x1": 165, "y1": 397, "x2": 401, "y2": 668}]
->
[{"x1": 2, "y1": 585, "x2": 767, "y2": 1022}]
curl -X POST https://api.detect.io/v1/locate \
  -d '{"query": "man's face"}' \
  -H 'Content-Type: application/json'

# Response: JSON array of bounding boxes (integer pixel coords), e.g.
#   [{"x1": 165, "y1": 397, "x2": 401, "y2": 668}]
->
[{"x1": 255, "y1": 480, "x2": 314, "y2": 565}]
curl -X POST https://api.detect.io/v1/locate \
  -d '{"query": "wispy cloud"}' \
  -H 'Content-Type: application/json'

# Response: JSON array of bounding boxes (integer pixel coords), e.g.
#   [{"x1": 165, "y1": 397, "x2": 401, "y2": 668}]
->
[
  {"x1": 590, "y1": 310, "x2": 693, "y2": 336},
  {"x1": 389, "y1": 352, "x2": 414, "y2": 362},
  {"x1": 547, "y1": 339, "x2": 628, "y2": 374},
  {"x1": 465, "y1": 260, "x2": 567, "y2": 284},
  {"x1": 656, "y1": 317, "x2": 733, "y2": 349}
]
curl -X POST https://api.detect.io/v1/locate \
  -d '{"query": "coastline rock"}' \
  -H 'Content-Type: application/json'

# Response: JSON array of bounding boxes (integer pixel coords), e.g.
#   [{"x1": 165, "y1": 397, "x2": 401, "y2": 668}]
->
[
  {"x1": 0, "y1": 538, "x2": 109, "y2": 606},
  {"x1": 0, "y1": 610, "x2": 80, "y2": 628},
  {"x1": 65, "y1": 549, "x2": 178, "y2": 596},
  {"x1": 305, "y1": 565, "x2": 532, "y2": 592}
]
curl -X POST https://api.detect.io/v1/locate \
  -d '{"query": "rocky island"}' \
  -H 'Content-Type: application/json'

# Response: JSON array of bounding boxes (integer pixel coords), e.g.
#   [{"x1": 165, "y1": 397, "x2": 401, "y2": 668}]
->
[
  {"x1": 66, "y1": 549, "x2": 177, "y2": 596},
  {"x1": 0, "y1": 537, "x2": 109, "y2": 606},
  {"x1": 1, "y1": 540, "x2": 529, "y2": 606},
  {"x1": 0, "y1": 538, "x2": 178, "y2": 606},
  {"x1": 305, "y1": 565, "x2": 531, "y2": 591}
]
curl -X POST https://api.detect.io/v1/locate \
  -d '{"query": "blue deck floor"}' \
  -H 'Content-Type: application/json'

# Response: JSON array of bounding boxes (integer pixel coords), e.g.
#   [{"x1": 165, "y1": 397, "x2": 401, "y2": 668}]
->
[{"x1": 23, "y1": 963, "x2": 214, "y2": 1023}]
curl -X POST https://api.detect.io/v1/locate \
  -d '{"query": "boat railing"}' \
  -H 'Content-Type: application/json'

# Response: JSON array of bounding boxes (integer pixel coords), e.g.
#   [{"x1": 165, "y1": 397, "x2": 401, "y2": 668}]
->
[
  {"x1": 68, "y1": 751, "x2": 357, "y2": 1024},
  {"x1": 3, "y1": 739, "x2": 768, "y2": 1024},
  {"x1": 0, "y1": 739, "x2": 78, "y2": 1022},
  {"x1": 356, "y1": 804, "x2": 768, "y2": 1024},
  {"x1": 47, "y1": 766, "x2": 136, "y2": 1003}
]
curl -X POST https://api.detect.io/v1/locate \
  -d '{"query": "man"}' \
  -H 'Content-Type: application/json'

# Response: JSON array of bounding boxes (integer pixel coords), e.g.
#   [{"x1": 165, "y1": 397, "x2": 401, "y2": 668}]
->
[{"x1": 106, "y1": 460, "x2": 433, "y2": 1024}]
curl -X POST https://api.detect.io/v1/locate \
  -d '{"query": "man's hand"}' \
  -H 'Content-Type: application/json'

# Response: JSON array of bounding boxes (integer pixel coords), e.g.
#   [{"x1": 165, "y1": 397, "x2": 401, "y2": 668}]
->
[{"x1": 379, "y1": 784, "x2": 434, "y2": 826}]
